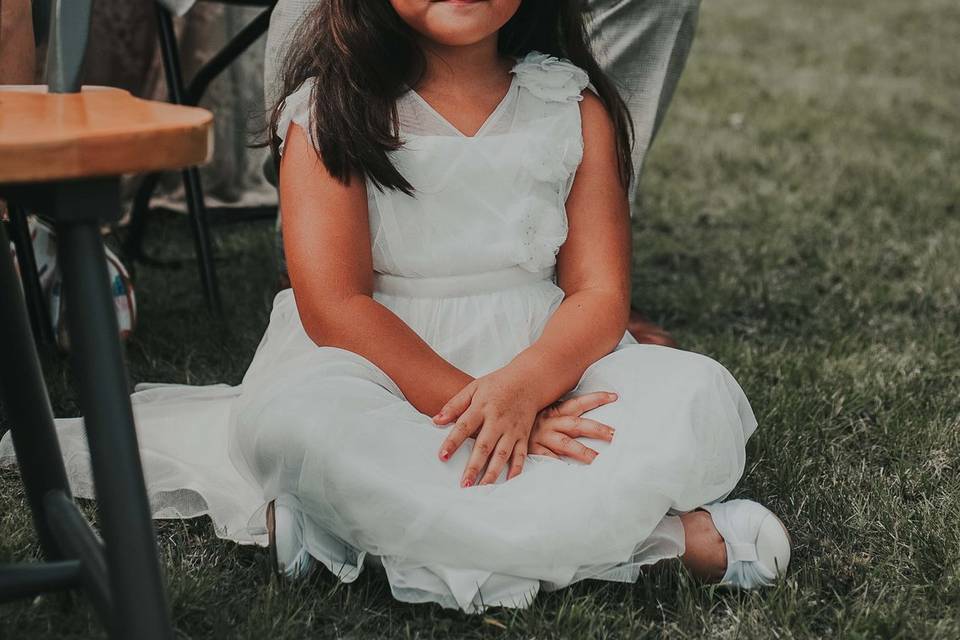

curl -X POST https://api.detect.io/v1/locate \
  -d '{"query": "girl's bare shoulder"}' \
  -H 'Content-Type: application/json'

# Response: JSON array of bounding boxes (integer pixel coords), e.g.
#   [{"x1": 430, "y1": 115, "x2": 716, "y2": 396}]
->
[{"x1": 578, "y1": 90, "x2": 618, "y2": 156}]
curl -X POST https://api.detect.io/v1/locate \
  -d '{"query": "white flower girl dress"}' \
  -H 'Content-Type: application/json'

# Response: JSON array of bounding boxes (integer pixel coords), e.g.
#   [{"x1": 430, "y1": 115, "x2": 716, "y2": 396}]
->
[{"x1": 0, "y1": 52, "x2": 764, "y2": 612}]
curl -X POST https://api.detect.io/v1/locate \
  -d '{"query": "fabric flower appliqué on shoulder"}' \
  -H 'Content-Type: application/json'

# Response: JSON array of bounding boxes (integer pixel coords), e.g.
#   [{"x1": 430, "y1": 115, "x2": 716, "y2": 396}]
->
[{"x1": 511, "y1": 51, "x2": 590, "y2": 103}]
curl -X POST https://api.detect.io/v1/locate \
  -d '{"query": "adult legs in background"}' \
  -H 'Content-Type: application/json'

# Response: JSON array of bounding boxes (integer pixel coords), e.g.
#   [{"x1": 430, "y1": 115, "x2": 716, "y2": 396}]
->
[
  {"x1": 586, "y1": 0, "x2": 702, "y2": 346},
  {"x1": 586, "y1": 0, "x2": 701, "y2": 196},
  {"x1": 263, "y1": 1, "x2": 317, "y2": 115}
]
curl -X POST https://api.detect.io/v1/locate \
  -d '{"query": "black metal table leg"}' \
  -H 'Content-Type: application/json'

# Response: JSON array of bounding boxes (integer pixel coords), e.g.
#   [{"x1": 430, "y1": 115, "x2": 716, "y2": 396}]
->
[
  {"x1": 6, "y1": 204, "x2": 55, "y2": 346},
  {"x1": 0, "y1": 221, "x2": 71, "y2": 560},
  {"x1": 52, "y1": 178, "x2": 172, "y2": 640}
]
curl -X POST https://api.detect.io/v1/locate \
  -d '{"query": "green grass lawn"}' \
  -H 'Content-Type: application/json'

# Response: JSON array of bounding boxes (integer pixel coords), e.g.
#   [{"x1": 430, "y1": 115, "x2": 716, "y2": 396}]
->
[{"x1": 2, "y1": 0, "x2": 959, "y2": 637}]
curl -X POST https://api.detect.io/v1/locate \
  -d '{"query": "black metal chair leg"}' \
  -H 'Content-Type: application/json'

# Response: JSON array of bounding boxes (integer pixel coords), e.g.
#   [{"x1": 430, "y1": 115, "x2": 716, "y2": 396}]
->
[
  {"x1": 156, "y1": 6, "x2": 222, "y2": 315},
  {"x1": 182, "y1": 166, "x2": 222, "y2": 312},
  {"x1": 0, "y1": 220, "x2": 71, "y2": 560},
  {"x1": 182, "y1": 5, "x2": 274, "y2": 107},
  {"x1": 6, "y1": 204, "x2": 54, "y2": 346},
  {"x1": 44, "y1": 490, "x2": 112, "y2": 618},
  {"x1": 122, "y1": 172, "x2": 161, "y2": 264},
  {"x1": 126, "y1": 3, "x2": 274, "y2": 310},
  {"x1": 0, "y1": 560, "x2": 81, "y2": 602},
  {"x1": 54, "y1": 178, "x2": 172, "y2": 640}
]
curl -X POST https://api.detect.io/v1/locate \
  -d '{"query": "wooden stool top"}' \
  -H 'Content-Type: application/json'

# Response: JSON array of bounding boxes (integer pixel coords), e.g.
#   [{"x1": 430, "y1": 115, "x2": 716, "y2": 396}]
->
[{"x1": 0, "y1": 86, "x2": 213, "y2": 184}]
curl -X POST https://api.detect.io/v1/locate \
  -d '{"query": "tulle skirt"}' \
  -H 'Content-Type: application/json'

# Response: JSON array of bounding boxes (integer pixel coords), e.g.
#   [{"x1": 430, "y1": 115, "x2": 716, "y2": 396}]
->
[{"x1": 0, "y1": 280, "x2": 757, "y2": 612}]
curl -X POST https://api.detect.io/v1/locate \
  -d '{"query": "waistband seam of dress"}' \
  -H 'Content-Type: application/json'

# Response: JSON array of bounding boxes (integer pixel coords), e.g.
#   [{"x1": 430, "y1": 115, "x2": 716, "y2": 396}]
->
[{"x1": 373, "y1": 266, "x2": 555, "y2": 298}]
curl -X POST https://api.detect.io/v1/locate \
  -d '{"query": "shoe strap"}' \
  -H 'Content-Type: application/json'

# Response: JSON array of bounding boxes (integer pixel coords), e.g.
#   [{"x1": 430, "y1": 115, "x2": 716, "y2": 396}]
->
[{"x1": 727, "y1": 542, "x2": 759, "y2": 563}]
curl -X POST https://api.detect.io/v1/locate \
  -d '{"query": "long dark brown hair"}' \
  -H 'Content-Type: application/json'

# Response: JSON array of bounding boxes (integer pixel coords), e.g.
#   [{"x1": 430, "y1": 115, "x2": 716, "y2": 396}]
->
[{"x1": 269, "y1": 0, "x2": 634, "y2": 194}]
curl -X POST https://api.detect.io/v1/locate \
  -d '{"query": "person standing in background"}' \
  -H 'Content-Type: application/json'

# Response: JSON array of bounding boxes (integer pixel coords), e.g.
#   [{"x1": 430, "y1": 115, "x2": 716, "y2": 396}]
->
[
  {"x1": 264, "y1": 0, "x2": 701, "y2": 347},
  {"x1": 586, "y1": 0, "x2": 700, "y2": 346}
]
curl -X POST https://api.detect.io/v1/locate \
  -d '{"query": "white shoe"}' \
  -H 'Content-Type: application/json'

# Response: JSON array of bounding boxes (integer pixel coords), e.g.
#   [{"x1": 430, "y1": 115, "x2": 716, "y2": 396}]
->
[
  {"x1": 701, "y1": 499, "x2": 791, "y2": 588},
  {"x1": 267, "y1": 497, "x2": 315, "y2": 580}
]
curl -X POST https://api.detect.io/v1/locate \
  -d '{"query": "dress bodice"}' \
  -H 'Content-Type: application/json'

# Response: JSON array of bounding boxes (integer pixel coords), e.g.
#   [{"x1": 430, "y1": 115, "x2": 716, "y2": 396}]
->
[{"x1": 276, "y1": 52, "x2": 590, "y2": 282}]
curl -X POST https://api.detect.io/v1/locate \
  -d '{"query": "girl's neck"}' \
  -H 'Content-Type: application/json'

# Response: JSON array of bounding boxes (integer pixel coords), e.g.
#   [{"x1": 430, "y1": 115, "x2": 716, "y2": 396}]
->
[{"x1": 416, "y1": 34, "x2": 513, "y2": 95}]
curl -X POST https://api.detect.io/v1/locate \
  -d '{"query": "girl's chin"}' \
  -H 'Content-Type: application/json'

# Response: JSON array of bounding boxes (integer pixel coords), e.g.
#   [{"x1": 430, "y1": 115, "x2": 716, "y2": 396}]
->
[
  {"x1": 427, "y1": 1, "x2": 492, "y2": 20},
  {"x1": 418, "y1": 20, "x2": 499, "y2": 47},
  {"x1": 397, "y1": 0, "x2": 519, "y2": 47}
]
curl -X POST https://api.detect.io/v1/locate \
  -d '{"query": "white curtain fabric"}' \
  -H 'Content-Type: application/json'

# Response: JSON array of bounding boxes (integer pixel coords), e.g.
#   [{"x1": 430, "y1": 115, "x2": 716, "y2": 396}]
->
[{"x1": 147, "y1": 1, "x2": 276, "y2": 212}]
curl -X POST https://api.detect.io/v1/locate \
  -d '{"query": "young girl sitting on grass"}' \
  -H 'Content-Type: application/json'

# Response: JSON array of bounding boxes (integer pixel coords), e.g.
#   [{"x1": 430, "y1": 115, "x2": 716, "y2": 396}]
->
[{"x1": 7, "y1": 0, "x2": 791, "y2": 612}]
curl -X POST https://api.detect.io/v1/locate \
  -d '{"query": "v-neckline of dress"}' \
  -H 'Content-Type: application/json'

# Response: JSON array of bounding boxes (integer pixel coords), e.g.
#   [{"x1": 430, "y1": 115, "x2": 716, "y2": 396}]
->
[{"x1": 406, "y1": 72, "x2": 518, "y2": 139}]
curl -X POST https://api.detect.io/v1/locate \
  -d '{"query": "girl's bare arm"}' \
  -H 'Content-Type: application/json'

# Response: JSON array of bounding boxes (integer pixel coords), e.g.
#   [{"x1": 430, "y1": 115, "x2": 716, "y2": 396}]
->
[
  {"x1": 280, "y1": 124, "x2": 472, "y2": 416},
  {"x1": 503, "y1": 92, "x2": 632, "y2": 409}
]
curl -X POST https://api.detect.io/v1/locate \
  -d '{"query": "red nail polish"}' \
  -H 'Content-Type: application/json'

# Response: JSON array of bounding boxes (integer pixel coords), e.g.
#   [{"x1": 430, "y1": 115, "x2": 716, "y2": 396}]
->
[
  {"x1": 440, "y1": 449, "x2": 449, "y2": 461},
  {"x1": 462, "y1": 477, "x2": 473, "y2": 487}
]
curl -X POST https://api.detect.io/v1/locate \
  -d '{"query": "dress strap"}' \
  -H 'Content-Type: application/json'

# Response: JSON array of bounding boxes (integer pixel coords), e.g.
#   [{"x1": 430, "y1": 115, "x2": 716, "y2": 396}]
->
[
  {"x1": 274, "y1": 78, "x2": 316, "y2": 155},
  {"x1": 510, "y1": 51, "x2": 591, "y2": 103}
]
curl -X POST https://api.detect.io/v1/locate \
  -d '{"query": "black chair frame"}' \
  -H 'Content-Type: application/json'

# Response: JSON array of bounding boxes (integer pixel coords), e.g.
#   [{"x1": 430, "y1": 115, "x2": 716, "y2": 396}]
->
[
  {"x1": 122, "y1": 0, "x2": 277, "y2": 316},
  {"x1": 0, "y1": 181, "x2": 173, "y2": 640},
  {"x1": 0, "y1": 1, "x2": 179, "y2": 637}
]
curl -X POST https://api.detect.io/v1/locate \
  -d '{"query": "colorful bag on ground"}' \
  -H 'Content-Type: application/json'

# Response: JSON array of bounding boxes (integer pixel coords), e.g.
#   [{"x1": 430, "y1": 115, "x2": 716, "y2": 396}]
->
[{"x1": 7, "y1": 215, "x2": 137, "y2": 350}]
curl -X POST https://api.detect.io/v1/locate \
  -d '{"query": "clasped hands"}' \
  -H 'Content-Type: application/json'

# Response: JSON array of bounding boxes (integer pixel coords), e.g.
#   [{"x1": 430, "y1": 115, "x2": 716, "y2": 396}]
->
[{"x1": 433, "y1": 366, "x2": 617, "y2": 487}]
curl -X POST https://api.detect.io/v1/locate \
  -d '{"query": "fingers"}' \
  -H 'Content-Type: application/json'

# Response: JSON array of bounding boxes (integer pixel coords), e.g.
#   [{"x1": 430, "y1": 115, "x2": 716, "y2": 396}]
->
[
  {"x1": 438, "y1": 409, "x2": 482, "y2": 461},
  {"x1": 460, "y1": 429, "x2": 501, "y2": 488},
  {"x1": 507, "y1": 442, "x2": 528, "y2": 480},
  {"x1": 554, "y1": 391, "x2": 618, "y2": 417},
  {"x1": 433, "y1": 382, "x2": 476, "y2": 426},
  {"x1": 479, "y1": 436, "x2": 516, "y2": 485},
  {"x1": 529, "y1": 444, "x2": 560, "y2": 459},
  {"x1": 541, "y1": 431, "x2": 598, "y2": 464},
  {"x1": 549, "y1": 415, "x2": 615, "y2": 442}
]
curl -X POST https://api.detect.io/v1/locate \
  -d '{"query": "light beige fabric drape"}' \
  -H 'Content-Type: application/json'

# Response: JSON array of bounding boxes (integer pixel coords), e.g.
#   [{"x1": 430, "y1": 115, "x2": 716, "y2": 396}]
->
[{"x1": 84, "y1": 0, "x2": 275, "y2": 213}]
